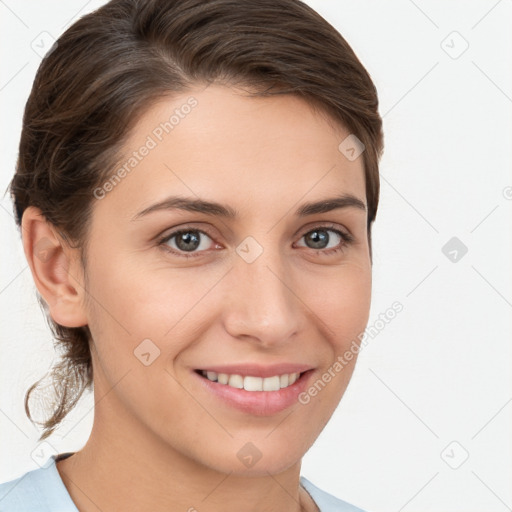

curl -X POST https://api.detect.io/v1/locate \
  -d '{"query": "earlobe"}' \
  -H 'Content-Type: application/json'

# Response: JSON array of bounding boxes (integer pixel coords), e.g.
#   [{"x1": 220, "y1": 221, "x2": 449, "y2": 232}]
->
[{"x1": 21, "y1": 206, "x2": 88, "y2": 328}]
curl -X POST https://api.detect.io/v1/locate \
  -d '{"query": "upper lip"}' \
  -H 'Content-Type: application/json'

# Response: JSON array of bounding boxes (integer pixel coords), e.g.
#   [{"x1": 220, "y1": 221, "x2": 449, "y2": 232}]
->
[{"x1": 194, "y1": 363, "x2": 313, "y2": 378}]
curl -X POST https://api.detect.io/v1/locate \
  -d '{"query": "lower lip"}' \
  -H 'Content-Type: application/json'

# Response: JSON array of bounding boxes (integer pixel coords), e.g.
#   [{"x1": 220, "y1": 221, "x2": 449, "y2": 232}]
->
[{"x1": 193, "y1": 370, "x2": 314, "y2": 416}]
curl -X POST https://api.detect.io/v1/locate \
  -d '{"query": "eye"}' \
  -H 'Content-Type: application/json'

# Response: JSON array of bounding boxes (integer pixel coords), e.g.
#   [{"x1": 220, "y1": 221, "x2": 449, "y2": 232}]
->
[
  {"x1": 296, "y1": 226, "x2": 354, "y2": 255},
  {"x1": 158, "y1": 228, "x2": 218, "y2": 258},
  {"x1": 157, "y1": 224, "x2": 354, "y2": 259}
]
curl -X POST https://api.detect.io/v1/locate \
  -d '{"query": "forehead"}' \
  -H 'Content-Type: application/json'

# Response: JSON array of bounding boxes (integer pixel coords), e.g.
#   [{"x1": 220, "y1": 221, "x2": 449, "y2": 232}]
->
[{"x1": 94, "y1": 84, "x2": 366, "y2": 222}]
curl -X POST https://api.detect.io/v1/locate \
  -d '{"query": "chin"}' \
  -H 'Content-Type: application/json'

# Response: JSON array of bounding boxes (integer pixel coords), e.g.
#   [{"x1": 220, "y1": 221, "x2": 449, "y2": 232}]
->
[{"x1": 197, "y1": 433, "x2": 313, "y2": 477}]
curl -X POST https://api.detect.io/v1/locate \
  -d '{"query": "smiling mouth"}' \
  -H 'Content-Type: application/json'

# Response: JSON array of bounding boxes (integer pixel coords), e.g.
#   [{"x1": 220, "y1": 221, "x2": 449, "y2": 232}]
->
[{"x1": 195, "y1": 370, "x2": 305, "y2": 391}]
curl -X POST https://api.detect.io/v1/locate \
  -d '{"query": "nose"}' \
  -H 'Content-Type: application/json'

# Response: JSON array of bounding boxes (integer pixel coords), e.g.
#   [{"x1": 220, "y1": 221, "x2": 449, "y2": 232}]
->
[{"x1": 221, "y1": 246, "x2": 303, "y2": 348}]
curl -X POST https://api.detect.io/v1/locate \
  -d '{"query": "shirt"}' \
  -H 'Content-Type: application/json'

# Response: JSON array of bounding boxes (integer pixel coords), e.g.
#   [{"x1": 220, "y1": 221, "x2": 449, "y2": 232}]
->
[{"x1": 0, "y1": 453, "x2": 365, "y2": 512}]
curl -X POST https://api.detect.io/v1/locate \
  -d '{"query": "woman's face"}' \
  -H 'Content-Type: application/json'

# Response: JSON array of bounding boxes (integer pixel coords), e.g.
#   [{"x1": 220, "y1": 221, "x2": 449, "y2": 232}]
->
[{"x1": 76, "y1": 84, "x2": 371, "y2": 474}]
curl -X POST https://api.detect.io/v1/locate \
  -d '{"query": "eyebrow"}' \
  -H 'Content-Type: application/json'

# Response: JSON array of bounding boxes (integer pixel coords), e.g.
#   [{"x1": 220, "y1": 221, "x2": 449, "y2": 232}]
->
[{"x1": 132, "y1": 193, "x2": 366, "y2": 221}]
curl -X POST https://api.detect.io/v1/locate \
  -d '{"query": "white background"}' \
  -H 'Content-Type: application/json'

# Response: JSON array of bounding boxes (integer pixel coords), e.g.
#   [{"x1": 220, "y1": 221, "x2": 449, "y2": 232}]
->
[{"x1": 1, "y1": 1, "x2": 511, "y2": 511}]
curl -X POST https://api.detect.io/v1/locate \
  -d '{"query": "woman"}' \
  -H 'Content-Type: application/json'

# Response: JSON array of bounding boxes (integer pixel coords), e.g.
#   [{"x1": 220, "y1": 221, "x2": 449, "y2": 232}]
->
[{"x1": 0, "y1": 0, "x2": 383, "y2": 510}]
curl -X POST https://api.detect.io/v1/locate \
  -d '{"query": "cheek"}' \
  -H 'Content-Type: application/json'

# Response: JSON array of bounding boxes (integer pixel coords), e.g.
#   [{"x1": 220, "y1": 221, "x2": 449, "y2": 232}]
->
[
  {"x1": 306, "y1": 263, "x2": 372, "y2": 351},
  {"x1": 84, "y1": 253, "x2": 227, "y2": 359},
  {"x1": 293, "y1": 266, "x2": 371, "y2": 427}
]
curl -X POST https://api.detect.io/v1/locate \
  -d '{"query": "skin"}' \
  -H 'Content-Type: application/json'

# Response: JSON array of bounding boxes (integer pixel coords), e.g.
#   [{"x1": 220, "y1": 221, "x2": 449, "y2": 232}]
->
[{"x1": 22, "y1": 83, "x2": 372, "y2": 512}]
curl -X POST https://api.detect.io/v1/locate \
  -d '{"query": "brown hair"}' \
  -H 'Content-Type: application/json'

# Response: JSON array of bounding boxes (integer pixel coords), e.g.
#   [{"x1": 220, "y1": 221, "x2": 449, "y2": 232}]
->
[{"x1": 10, "y1": 0, "x2": 384, "y2": 440}]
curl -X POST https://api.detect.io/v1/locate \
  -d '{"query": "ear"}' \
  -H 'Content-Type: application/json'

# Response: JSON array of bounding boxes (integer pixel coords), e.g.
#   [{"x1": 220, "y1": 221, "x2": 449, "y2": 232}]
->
[{"x1": 21, "y1": 206, "x2": 88, "y2": 328}]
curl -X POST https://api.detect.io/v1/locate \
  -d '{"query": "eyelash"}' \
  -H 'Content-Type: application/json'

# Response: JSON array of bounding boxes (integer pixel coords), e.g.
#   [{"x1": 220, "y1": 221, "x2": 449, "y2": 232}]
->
[{"x1": 157, "y1": 224, "x2": 355, "y2": 259}]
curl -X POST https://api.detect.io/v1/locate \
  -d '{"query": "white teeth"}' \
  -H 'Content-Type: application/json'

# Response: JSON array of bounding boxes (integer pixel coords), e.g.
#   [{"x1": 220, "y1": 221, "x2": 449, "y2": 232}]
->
[
  {"x1": 244, "y1": 376, "x2": 263, "y2": 391},
  {"x1": 228, "y1": 374, "x2": 244, "y2": 389},
  {"x1": 217, "y1": 373, "x2": 229, "y2": 385},
  {"x1": 263, "y1": 375, "x2": 281, "y2": 391},
  {"x1": 200, "y1": 370, "x2": 302, "y2": 391}
]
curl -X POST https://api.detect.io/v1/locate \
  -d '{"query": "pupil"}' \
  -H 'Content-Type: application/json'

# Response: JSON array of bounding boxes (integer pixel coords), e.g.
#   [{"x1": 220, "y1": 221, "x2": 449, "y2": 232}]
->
[
  {"x1": 177, "y1": 231, "x2": 200, "y2": 251},
  {"x1": 307, "y1": 230, "x2": 328, "y2": 249}
]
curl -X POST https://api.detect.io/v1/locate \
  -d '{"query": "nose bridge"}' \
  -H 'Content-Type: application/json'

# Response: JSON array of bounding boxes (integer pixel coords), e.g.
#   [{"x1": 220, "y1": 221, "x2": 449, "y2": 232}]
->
[{"x1": 222, "y1": 240, "x2": 301, "y2": 344}]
